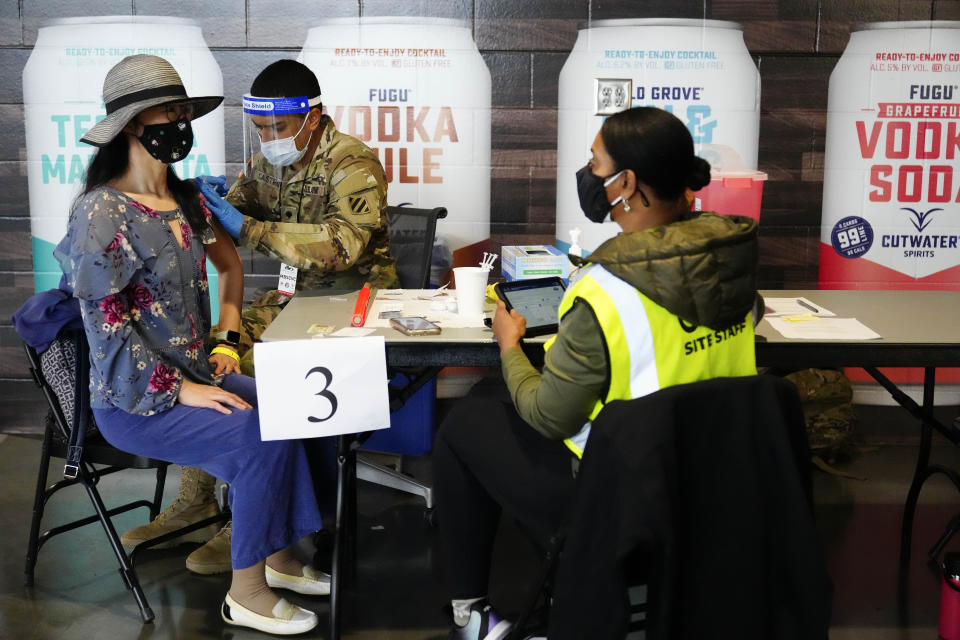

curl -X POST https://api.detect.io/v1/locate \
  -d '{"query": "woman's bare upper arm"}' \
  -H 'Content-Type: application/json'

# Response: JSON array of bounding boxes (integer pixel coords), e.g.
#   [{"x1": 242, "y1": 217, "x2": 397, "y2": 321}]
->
[{"x1": 205, "y1": 218, "x2": 242, "y2": 273}]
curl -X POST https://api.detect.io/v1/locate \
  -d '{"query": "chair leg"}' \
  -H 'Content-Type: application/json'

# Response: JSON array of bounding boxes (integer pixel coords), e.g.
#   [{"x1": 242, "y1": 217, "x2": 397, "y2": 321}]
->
[
  {"x1": 81, "y1": 470, "x2": 155, "y2": 623},
  {"x1": 24, "y1": 427, "x2": 53, "y2": 587},
  {"x1": 508, "y1": 533, "x2": 566, "y2": 640},
  {"x1": 356, "y1": 458, "x2": 433, "y2": 508},
  {"x1": 150, "y1": 464, "x2": 167, "y2": 520}
]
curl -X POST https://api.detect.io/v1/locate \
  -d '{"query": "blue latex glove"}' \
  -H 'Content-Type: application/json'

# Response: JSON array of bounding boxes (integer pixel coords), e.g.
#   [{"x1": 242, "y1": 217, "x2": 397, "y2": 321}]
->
[
  {"x1": 196, "y1": 180, "x2": 243, "y2": 239},
  {"x1": 193, "y1": 174, "x2": 228, "y2": 196}
]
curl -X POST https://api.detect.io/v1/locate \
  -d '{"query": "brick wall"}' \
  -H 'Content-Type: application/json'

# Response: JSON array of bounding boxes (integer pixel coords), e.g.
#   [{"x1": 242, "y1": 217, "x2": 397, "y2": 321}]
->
[{"x1": 0, "y1": 0, "x2": 950, "y2": 380}]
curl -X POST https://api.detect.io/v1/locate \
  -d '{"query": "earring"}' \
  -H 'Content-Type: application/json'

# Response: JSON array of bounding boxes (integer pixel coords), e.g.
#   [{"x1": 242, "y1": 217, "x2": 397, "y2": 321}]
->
[{"x1": 623, "y1": 199, "x2": 631, "y2": 212}]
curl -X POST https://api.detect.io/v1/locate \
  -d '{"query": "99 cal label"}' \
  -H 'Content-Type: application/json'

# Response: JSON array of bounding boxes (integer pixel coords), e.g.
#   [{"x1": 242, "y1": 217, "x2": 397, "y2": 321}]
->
[{"x1": 831, "y1": 216, "x2": 874, "y2": 259}]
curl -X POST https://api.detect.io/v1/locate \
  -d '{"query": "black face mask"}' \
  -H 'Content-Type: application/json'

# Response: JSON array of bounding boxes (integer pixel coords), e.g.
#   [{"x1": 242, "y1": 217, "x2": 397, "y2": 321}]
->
[
  {"x1": 576, "y1": 165, "x2": 622, "y2": 223},
  {"x1": 137, "y1": 118, "x2": 194, "y2": 164}
]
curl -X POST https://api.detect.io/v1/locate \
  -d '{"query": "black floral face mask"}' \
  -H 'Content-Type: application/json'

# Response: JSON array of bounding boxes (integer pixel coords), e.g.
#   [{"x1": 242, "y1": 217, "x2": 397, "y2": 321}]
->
[{"x1": 137, "y1": 118, "x2": 194, "y2": 164}]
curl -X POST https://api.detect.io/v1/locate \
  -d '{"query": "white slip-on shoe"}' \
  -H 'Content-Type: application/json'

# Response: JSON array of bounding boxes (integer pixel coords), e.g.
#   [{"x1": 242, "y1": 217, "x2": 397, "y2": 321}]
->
[
  {"x1": 221, "y1": 594, "x2": 318, "y2": 635},
  {"x1": 265, "y1": 564, "x2": 332, "y2": 596}
]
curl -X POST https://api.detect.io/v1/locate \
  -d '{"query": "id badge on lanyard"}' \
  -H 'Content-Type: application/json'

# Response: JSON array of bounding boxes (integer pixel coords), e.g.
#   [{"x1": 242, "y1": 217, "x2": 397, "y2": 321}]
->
[{"x1": 278, "y1": 263, "x2": 298, "y2": 296}]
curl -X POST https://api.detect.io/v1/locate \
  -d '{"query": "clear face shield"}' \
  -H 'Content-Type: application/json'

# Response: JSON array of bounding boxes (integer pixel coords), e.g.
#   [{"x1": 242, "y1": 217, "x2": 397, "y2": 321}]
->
[{"x1": 241, "y1": 94, "x2": 322, "y2": 181}]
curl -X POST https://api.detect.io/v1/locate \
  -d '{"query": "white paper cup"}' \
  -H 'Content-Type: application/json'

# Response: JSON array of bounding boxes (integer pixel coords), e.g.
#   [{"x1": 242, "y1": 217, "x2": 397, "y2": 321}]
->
[{"x1": 453, "y1": 267, "x2": 488, "y2": 319}]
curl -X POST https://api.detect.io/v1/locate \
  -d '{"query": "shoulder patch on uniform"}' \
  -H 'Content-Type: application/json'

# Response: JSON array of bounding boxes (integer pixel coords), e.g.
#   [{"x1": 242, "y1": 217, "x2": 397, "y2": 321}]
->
[{"x1": 349, "y1": 196, "x2": 371, "y2": 215}]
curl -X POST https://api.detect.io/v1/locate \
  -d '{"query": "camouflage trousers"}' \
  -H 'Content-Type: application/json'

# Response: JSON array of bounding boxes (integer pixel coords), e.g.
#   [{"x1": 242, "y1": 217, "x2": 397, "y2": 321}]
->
[
  {"x1": 237, "y1": 303, "x2": 286, "y2": 377},
  {"x1": 211, "y1": 303, "x2": 285, "y2": 377}
]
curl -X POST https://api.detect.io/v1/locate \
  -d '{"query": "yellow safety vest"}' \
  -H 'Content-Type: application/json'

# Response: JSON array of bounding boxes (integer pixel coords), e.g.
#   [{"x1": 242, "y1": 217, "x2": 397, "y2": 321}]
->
[{"x1": 545, "y1": 265, "x2": 757, "y2": 458}]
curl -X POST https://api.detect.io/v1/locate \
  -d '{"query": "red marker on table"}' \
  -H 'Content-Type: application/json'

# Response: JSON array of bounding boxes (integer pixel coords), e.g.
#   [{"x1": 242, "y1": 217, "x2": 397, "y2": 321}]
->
[{"x1": 351, "y1": 283, "x2": 373, "y2": 327}]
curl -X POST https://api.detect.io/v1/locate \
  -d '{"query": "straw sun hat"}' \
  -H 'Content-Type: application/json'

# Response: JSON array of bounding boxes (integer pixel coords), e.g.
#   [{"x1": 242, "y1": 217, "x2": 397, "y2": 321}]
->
[{"x1": 80, "y1": 54, "x2": 223, "y2": 147}]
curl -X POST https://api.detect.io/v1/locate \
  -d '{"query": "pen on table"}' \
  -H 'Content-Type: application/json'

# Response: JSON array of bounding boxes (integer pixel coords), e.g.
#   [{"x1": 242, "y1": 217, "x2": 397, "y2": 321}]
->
[
  {"x1": 797, "y1": 299, "x2": 820, "y2": 314},
  {"x1": 351, "y1": 284, "x2": 374, "y2": 327}
]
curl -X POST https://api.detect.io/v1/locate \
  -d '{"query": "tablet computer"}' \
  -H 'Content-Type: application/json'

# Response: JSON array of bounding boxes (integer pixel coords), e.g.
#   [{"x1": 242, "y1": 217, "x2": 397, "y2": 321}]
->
[{"x1": 494, "y1": 277, "x2": 568, "y2": 337}]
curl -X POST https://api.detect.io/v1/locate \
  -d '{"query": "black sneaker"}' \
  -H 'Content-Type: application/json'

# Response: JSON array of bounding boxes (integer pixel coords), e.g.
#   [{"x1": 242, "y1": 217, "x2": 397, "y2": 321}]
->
[{"x1": 447, "y1": 600, "x2": 514, "y2": 640}]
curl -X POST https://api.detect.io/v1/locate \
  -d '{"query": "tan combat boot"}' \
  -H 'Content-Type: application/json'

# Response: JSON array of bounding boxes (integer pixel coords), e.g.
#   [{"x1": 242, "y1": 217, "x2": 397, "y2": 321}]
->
[
  {"x1": 120, "y1": 466, "x2": 221, "y2": 549},
  {"x1": 185, "y1": 520, "x2": 232, "y2": 574}
]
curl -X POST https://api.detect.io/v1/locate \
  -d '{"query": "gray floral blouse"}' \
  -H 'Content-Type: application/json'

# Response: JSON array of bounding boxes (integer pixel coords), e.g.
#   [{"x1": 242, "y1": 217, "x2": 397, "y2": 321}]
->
[{"x1": 54, "y1": 186, "x2": 217, "y2": 416}]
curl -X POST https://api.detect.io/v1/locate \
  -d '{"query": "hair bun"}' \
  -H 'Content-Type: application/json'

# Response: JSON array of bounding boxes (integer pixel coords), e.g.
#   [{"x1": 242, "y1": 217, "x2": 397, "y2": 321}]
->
[{"x1": 685, "y1": 156, "x2": 712, "y2": 191}]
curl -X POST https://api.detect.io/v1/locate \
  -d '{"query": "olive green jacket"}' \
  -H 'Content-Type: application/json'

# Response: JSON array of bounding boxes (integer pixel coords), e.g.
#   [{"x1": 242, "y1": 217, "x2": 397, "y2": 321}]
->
[
  {"x1": 226, "y1": 115, "x2": 398, "y2": 308},
  {"x1": 503, "y1": 212, "x2": 759, "y2": 441}
]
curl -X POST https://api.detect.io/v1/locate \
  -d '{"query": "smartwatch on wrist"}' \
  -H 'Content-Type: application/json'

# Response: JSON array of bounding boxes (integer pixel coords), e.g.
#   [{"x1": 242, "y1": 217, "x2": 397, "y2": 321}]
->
[{"x1": 214, "y1": 330, "x2": 241, "y2": 347}]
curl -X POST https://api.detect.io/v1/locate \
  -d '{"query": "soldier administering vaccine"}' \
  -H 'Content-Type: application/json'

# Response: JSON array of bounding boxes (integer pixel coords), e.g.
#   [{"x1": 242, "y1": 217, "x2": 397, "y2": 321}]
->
[
  {"x1": 121, "y1": 59, "x2": 398, "y2": 574},
  {"x1": 202, "y1": 58, "x2": 398, "y2": 374}
]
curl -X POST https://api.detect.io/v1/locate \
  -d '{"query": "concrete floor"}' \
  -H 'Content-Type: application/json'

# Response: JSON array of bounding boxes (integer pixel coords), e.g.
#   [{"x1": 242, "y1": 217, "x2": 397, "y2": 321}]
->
[{"x1": 2, "y1": 381, "x2": 960, "y2": 639}]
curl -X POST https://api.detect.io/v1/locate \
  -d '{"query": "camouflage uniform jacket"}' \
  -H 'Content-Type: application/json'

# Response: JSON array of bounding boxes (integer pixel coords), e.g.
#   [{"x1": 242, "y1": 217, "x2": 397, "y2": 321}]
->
[{"x1": 226, "y1": 114, "x2": 398, "y2": 310}]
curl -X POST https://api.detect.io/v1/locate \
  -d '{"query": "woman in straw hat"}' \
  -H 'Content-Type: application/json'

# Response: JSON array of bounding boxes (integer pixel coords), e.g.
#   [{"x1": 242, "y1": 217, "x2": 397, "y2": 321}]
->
[{"x1": 54, "y1": 54, "x2": 326, "y2": 635}]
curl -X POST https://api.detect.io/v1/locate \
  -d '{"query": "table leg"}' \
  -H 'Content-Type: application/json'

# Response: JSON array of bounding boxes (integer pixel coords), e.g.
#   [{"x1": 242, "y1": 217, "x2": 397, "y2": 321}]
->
[
  {"x1": 330, "y1": 433, "x2": 355, "y2": 640},
  {"x1": 930, "y1": 514, "x2": 960, "y2": 561},
  {"x1": 898, "y1": 368, "x2": 936, "y2": 577},
  {"x1": 879, "y1": 367, "x2": 960, "y2": 622},
  {"x1": 344, "y1": 437, "x2": 358, "y2": 583},
  {"x1": 326, "y1": 367, "x2": 443, "y2": 640}
]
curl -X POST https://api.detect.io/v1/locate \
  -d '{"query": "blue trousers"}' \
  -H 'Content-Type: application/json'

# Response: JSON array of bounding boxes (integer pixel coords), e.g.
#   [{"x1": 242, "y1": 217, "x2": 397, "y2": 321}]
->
[{"x1": 93, "y1": 374, "x2": 325, "y2": 570}]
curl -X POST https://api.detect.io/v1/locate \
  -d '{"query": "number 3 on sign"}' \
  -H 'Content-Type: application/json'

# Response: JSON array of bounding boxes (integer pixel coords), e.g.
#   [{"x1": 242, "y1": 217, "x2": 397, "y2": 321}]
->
[
  {"x1": 305, "y1": 366, "x2": 337, "y2": 422},
  {"x1": 253, "y1": 337, "x2": 390, "y2": 441}
]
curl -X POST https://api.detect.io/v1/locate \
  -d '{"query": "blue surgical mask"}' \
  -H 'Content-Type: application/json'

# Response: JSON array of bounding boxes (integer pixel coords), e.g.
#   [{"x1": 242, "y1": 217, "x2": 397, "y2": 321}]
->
[{"x1": 261, "y1": 116, "x2": 311, "y2": 167}]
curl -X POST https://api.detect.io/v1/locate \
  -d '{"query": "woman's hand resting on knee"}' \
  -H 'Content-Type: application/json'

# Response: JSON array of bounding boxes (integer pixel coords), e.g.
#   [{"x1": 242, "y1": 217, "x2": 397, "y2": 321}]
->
[{"x1": 178, "y1": 379, "x2": 253, "y2": 414}]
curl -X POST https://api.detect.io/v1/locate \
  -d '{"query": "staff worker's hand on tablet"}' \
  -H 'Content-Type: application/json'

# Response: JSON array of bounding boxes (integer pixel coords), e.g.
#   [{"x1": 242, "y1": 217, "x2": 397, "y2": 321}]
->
[{"x1": 492, "y1": 298, "x2": 527, "y2": 354}]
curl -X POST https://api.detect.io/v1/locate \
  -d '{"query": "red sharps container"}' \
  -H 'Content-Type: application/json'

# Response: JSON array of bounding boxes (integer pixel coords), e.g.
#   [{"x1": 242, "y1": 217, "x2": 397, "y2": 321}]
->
[{"x1": 940, "y1": 552, "x2": 960, "y2": 639}]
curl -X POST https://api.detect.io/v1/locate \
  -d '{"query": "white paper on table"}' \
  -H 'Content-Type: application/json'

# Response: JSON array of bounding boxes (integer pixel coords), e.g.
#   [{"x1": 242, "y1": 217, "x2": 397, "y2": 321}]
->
[
  {"x1": 330, "y1": 327, "x2": 376, "y2": 337},
  {"x1": 764, "y1": 297, "x2": 836, "y2": 317},
  {"x1": 253, "y1": 337, "x2": 390, "y2": 440},
  {"x1": 378, "y1": 302, "x2": 404, "y2": 313},
  {"x1": 367, "y1": 289, "x2": 487, "y2": 328},
  {"x1": 765, "y1": 316, "x2": 881, "y2": 340}
]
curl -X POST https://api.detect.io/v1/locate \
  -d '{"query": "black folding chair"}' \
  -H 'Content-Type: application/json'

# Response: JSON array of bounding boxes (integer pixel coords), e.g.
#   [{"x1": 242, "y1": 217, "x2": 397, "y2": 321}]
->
[
  {"x1": 509, "y1": 375, "x2": 829, "y2": 640},
  {"x1": 385, "y1": 205, "x2": 448, "y2": 291},
  {"x1": 23, "y1": 330, "x2": 228, "y2": 623}
]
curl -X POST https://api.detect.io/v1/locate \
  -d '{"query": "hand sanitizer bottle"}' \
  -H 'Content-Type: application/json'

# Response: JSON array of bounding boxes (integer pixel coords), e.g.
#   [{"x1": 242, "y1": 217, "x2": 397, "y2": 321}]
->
[
  {"x1": 568, "y1": 228, "x2": 582, "y2": 257},
  {"x1": 568, "y1": 228, "x2": 583, "y2": 284}
]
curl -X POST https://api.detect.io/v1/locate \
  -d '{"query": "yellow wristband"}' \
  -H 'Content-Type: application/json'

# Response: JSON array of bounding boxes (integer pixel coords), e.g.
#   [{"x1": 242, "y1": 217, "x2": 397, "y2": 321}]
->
[{"x1": 211, "y1": 346, "x2": 240, "y2": 362}]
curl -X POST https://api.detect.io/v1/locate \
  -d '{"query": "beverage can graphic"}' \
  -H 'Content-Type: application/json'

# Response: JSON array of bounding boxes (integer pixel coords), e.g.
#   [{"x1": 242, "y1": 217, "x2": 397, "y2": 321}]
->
[
  {"x1": 556, "y1": 19, "x2": 761, "y2": 253},
  {"x1": 299, "y1": 18, "x2": 491, "y2": 269},
  {"x1": 820, "y1": 21, "x2": 960, "y2": 290},
  {"x1": 23, "y1": 16, "x2": 225, "y2": 310},
  {"x1": 820, "y1": 21, "x2": 960, "y2": 396}
]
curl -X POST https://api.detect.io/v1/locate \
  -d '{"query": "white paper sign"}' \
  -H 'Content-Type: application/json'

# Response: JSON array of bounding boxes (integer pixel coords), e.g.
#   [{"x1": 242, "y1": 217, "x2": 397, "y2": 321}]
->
[
  {"x1": 253, "y1": 337, "x2": 390, "y2": 441},
  {"x1": 765, "y1": 317, "x2": 882, "y2": 341}
]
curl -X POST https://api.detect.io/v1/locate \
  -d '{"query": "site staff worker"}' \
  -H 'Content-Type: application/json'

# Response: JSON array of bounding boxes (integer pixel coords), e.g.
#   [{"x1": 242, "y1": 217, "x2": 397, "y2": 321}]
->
[{"x1": 433, "y1": 106, "x2": 761, "y2": 640}]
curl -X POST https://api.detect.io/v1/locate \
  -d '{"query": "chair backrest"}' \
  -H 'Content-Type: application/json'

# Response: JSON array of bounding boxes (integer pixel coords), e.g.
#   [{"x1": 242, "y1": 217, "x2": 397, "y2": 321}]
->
[
  {"x1": 24, "y1": 330, "x2": 98, "y2": 442},
  {"x1": 385, "y1": 205, "x2": 448, "y2": 288},
  {"x1": 25, "y1": 331, "x2": 166, "y2": 473},
  {"x1": 549, "y1": 375, "x2": 830, "y2": 640}
]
